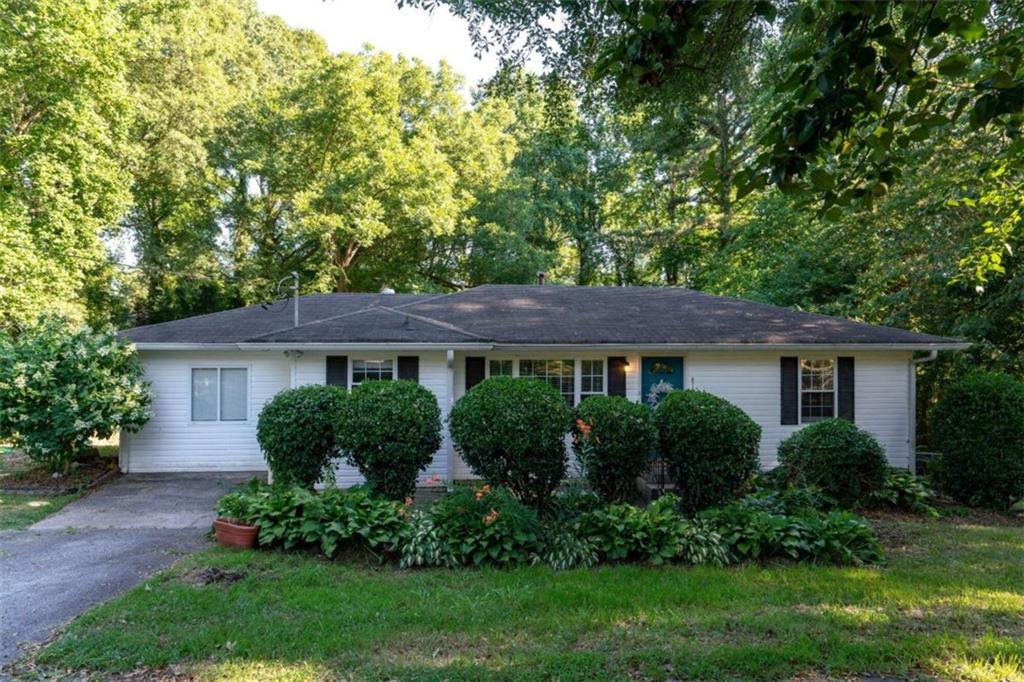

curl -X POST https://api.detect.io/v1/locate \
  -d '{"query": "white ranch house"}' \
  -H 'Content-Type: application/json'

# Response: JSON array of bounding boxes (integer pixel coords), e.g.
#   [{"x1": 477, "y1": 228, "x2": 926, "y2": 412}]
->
[{"x1": 118, "y1": 285, "x2": 967, "y2": 483}]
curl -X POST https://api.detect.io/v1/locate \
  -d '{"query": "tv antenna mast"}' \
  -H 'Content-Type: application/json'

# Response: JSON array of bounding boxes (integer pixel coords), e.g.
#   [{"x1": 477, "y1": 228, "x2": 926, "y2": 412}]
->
[{"x1": 260, "y1": 272, "x2": 300, "y2": 327}]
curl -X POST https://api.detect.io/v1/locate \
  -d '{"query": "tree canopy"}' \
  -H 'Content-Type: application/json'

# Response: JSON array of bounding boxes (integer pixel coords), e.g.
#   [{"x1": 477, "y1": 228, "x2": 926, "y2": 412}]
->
[{"x1": 2, "y1": 0, "x2": 1021, "y2": 441}]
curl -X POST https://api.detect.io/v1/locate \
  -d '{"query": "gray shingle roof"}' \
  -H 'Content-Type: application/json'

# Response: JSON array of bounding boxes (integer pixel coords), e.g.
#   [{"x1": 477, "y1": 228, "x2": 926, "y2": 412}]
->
[{"x1": 119, "y1": 285, "x2": 964, "y2": 347}]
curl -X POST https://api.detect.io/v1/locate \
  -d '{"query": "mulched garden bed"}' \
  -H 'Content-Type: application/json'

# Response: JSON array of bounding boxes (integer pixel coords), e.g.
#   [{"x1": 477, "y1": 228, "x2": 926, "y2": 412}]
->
[{"x1": 0, "y1": 448, "x2": 120, "y2": 495}]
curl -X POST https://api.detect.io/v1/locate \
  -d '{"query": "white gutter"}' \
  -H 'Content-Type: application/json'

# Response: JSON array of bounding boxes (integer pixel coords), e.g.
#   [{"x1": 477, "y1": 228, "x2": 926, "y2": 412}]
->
[
  {"x1": 133, "y1": 341, "x2": 969, "y2": 352},
  {"x1": 908, "y1": 350, "x2": 939, "y2": 473},
  {"x1": 132, "y1": 342, "x2": 494, "y2": 351},
  {"x1": 489, "y1": 342, "x2": 971, "y2": 351}
]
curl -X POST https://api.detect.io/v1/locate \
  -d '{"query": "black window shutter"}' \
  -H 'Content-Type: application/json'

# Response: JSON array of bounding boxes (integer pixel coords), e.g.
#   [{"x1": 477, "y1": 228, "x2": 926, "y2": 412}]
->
[
  {"x1": 465, "y1": 356, "x2": 485, "y2": 391},
  {"x1": 326, "y1": 356, "x2": 348, "y2": 389},
  {"x1": 397, "y1": 356, "x2": 419, "y2": 382},
  {"x1": 607, "y1": 357, "x2": 627, "y2": 397},
  {"x1": 780, "y1": 357, "x2": 798, "y2": 425},
  {"x1": 837, "y1": 356, "x2": 855, "y2": 421}
]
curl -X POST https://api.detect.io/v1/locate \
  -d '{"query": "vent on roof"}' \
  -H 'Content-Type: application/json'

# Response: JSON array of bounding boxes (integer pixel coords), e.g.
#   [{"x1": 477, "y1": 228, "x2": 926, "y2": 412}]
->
[{"x1": 380, "y1": 286, "x2": 396, "y2": 294}]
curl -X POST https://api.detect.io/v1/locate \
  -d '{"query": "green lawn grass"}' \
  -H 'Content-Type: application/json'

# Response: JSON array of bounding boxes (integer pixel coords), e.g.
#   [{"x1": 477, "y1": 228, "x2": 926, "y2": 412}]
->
[
  {"x1": 0, "y1": 492, "x2": 80, "y2": 530},
  {"x1": 35, "y1": 517, "x2": 1024, "y2": 681}
]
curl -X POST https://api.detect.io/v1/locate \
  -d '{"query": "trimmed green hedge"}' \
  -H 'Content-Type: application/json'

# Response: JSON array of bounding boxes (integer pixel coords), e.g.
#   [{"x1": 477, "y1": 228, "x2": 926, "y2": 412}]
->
[
  {"x1": 336, "y1": 380, "x2": 441, "y2": 500},
  {"x1": 654, "y1": 390, "x2": 762, "y2": 512},
  {"x1": 777, "y1": 418, "x2": 887, "y2": 508},
  {"x1": 448, "y1": 377, "x2": 571, "y2": 508},
  {"x1": 930, "y1": 372, "x2": 1024, "y2": 509},
  {"x1": 257, "y1": 384, "x2": 346, "y2": 488},
  {"x1": 572, "y1": 395, "x2": 656, "y2": 502}
]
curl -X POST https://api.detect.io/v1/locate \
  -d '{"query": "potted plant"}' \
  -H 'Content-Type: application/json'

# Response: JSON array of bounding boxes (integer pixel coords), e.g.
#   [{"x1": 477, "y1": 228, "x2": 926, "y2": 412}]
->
[{"x1": 213, "y1": 492, "x2": 259, "y2": 548}]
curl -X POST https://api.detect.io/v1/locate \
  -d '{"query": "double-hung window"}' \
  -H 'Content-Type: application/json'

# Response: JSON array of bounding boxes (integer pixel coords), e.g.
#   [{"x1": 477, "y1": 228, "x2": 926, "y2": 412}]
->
[
  {"x1": 352, "y1": 359, "x2": 393, "y2": 386},
  {"x1": 580, "y1": 359, "x2": 604, "y2": 401},
  {"x1": 520, "y1": 359, "x2": 575, "y2": 405},
  {"x1": 800, "y1": 359, "x2": 835, "y2": 423},
  {"x1": 191, "y1": 368, "x2": 248, "y2": 422}
]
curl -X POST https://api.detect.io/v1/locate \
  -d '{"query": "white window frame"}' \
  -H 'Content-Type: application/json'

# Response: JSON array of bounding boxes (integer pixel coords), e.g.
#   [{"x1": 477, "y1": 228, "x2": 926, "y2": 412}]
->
[
  {"x1": 579, "y1": 358, "x2": 606, "y2": 402},
  {"x1": 188, "y1": 365, "x2": 251, "y2": 424},
  {"x1": 798, "y1": 357, "x2": 837, "y2": 424},
  {"x1": 350, "y1": 357, "x2": 397, "y2": 387}
]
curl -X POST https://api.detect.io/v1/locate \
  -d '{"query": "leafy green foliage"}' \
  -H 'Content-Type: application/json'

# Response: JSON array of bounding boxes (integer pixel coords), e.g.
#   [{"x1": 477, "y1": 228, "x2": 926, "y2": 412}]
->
[
  {"x1": 336, "y1": 380, "x2": 442, "y2": 500},
  {"x1": 929, "y1": 372, "x2": 1024, "y2": 509},
  {"x1": 235, "y1": 484, "x2": 410, "y2": 559},
  {"x1": 572, "y1": 395, "x2": 656, "y2": 503},
  {"x1": 214, "y1": 490, "x2": 257, "y2": 525},
  {"x1": 653, "y1": 390, "x2": 762, "y2": 512},
  {"x1": 0, "y1": 0, "x2": 134, "y2": 331},
  {"x1": 448, "y1": 377, "x2": 571, "y2": 508},
  {"x1": 421, "y1": 485, "x2": 543, "y2": 568},
  {"x1": 777, "y1": 419, "x2": 888, "y2": 508},
  {"x1": 867, "y1": 468, "x2": 938, "y2": 517},
  {"x1": 701, "y1": 504, "x2": 884, "y2": 566},
  {"x1": 256, "y1": 385, "x2": 346, "y2": 489},
  {"x1": 536, "y1": 526, "x2": 598, "y2": 570},
  {"x1": 0, "y1": 317, "x2": 151, "y2": 472},
  {"x1": 579, "y1": 494, "x2": 730, "y2": 566},
  {"x1": 399, "y1": 511, "x2": 459, "y2": 569}
]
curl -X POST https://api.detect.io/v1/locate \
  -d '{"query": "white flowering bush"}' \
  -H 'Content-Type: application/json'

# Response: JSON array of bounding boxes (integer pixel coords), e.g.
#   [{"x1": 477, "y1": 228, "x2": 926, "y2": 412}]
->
[{"x1": 0, "y1": 316, "x2": 152, "y2": 472}]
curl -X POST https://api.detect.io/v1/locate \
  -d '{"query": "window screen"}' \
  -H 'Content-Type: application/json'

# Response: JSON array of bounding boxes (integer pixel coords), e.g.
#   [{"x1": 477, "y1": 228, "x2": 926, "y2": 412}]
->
[
  {"x1": 191, "y1": 368, "x2": 218, "y2": 421},
  {"x1": 192, "y1": 368, "x2": 247, "y2": 422},
  {"x1": 219, "y1": 368, "x2": 248, "y2": 421}
]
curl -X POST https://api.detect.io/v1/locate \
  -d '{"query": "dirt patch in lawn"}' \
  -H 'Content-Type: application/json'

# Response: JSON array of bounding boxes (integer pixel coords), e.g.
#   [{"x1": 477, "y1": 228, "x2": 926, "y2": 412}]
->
[
  {"x1": 0, "y1": 448, "x2": 119, "y2": 495},
  {"x1": 181, "y1": 567, "x2": 248, "y2": 587}
]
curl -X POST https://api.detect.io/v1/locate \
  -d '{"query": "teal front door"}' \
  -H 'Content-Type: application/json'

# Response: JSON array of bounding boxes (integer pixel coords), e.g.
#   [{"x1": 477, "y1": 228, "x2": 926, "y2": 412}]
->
[{"x1": 641, "y1": 357, "x2": 684, "y2": 407}]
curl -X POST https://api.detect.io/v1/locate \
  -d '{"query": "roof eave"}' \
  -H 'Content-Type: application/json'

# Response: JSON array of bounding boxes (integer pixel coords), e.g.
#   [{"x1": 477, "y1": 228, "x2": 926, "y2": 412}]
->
[
  {"x1": 132, "y1": 342, "x2": 495, "y2": 351},
  {"x1": 489, "y1": 342, "x2": 971, "y2": 351},
  {"x1": 131, "y1": 341, "x2": 970, "y2": 352}
]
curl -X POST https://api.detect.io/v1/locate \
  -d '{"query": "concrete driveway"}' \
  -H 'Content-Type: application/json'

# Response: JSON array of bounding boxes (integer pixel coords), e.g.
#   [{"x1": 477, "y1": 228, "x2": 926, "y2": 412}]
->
[{"x1": 0, "y1": 473, "x2": 261, "y2": 665}]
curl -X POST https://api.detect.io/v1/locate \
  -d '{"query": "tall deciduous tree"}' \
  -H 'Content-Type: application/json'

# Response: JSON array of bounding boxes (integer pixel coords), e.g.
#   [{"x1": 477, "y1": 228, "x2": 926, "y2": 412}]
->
[{"x1": 0, "y1": 0, "x2": 133, "y2": 331}]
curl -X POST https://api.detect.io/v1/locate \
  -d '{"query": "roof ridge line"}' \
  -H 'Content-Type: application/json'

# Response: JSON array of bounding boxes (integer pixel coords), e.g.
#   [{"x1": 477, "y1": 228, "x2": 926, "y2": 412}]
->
[
  {"x1": 388, "y1": 291, "x2": 455, "y2": 310},
  {"x1": 244, "y1": 306, "x2": 381, "y2": 341},
  {"x1": 376, "y1": 306, "x2": 490, "y2": 341}
]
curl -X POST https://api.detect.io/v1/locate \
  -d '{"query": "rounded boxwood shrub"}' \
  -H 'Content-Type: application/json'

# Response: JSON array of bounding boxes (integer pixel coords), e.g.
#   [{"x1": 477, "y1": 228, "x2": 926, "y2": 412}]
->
[
  {"x1": 777, "y1": 418, "x2": 887, "y2": 508},
  {"x1": 654, "y1": 389, "x2": 761, "y2": 512},
  {"x1": 572, "y1": 395, "x2": 656, "y2": 502},
  {"x1": 257, "y1": 384, "x2": 347, "y2": 488},
  {"x1": 335, "y1": 380, "x2": 441, "y2": 500},
  {"x1": 448, "y1": 377, "x2": 571, "y2": 508},
  {"x1": 929, "y1": 372, "x2": 1024, "y2": 509}
]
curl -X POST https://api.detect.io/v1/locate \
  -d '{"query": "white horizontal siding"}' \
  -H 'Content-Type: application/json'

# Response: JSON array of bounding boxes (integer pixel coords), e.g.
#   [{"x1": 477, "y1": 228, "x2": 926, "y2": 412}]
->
[
  {"x1": 127, "y1": 348, "x2": 912, "y2": 478},
  {"x1": 122, "y1": 351, "x2": 290, "y2": 473},
  {"x1": 294, "y1": 351, "x2": 451, "y2": 488},
  {"x1": 684, "y1": 350, "x2": 911, "y2": 468}
]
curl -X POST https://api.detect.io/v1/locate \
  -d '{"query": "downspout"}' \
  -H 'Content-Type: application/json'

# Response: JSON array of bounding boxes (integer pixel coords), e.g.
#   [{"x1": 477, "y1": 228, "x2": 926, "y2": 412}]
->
[
  {"x1": 445, "y1": 349, "x2": 456, "y2": 483},
  {"x1": 908, "y1": 350, "x2": 938, "y2": 473}
]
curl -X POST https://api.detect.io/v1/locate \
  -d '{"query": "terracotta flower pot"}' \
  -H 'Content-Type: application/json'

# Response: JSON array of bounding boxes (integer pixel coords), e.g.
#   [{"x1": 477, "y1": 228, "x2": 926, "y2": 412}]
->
[{"x1": 213, "y1": 518, "x2": 259, "y2": 549}]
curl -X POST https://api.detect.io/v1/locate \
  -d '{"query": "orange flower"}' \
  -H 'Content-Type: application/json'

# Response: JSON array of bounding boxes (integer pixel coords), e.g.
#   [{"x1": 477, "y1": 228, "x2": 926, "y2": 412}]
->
[
  {"x1": 575, "y1": 418, "x2": 592, "y2": 437},
  {"x1": 482, "y1": 484, "x2": 490, "y2": 493},
  {"x1": 483, "y1": 509, "x2": 499, "y2": 525},
  {"x1": 404, "y1": 496, "x2": 414, "y2": 506},
  {"x1": 475, "y1": 490, "x2": 484, "y2": 500}
]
